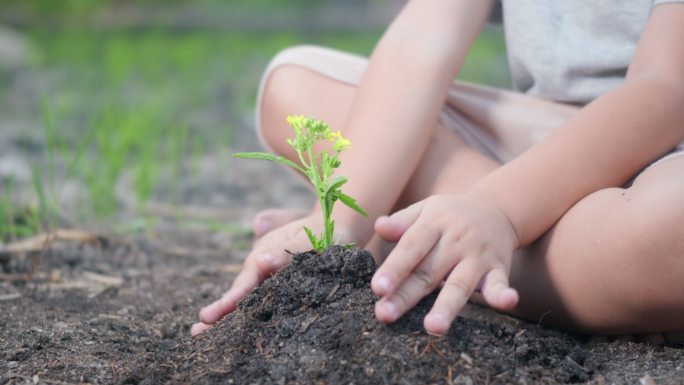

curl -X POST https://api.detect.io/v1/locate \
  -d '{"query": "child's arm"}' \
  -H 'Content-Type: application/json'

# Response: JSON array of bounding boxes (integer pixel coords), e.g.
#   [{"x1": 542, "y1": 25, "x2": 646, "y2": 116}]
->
[
  {"x1": 193, "y1": 0, "x2": 494, "y2": 334},
  {"x1": 328, "y1": 0, "x2": 495, "y2": 236},
  {"x1": 373, "y1": 4, "x2": 684, "y2": 335},
  {"x1": 473, "y1": 4, "x2": 684, "y2": 245}
]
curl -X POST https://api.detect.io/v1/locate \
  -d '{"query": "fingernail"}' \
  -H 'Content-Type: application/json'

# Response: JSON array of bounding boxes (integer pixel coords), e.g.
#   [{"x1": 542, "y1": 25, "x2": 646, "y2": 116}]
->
[
  {"x1": 501, "y1": 288, "x2": 519, "y2": 308},
  {"x1": 373, "y1": 274, "x2": 393, "y2": 294},
  {"x1": 426, "y1": 313, "x2": 449, "y2": 333},
  {"x1": 382, "y1": 300, "x2": 397, "y2": 320},
  {"x1": 198, "y1": 306, "x2": 212, "y2": 323},
  {"x1": 190, "y1": 323, "x2": 201, "y2": 336},
  {"x1": 259, "y1": 253, "x2": 276, "y2": 265},
  {"x1": 255, "y1": 218, "x2": 272, "y2": 235},
  {"x1": 375, "y1": 216, "x2": 391, "y2": 226},
  {"x1": 191, "y1": 323, "x2": 210, "y2": 336}
]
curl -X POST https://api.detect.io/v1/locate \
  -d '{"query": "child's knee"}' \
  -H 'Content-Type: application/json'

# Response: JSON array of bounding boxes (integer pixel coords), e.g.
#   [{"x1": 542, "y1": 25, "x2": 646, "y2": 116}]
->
[
  {"x1": 257, "y1": 46, "x2": 327, "y2": 153},
  {"x1": 259, "y1": 45, "x2": 328, "y2": 110},
  {"x1": 514, "y1": 185, "x2": 684, "y2": 333},
  {"x1": 606, "y1": 183, "x2": 684, "y2": 323}
]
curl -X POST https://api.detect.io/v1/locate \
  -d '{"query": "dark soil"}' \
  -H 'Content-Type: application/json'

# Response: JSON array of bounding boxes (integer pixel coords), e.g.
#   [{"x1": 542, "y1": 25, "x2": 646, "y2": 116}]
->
[
  {"x1": 0, "y1": 231, "x2": 243, "y2": 385},
  {"x1": 118, "y1": 246, "x2": 684, "y2": 385},
  {"x1": 2, "y1": 237, "x2": 684, "y2": 384}
]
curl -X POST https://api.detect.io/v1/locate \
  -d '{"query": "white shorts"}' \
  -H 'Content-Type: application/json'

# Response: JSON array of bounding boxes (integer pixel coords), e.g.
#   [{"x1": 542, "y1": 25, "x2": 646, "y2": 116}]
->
[{"x1": 256, "y1": 45, "x2": 684, "y2": 174}]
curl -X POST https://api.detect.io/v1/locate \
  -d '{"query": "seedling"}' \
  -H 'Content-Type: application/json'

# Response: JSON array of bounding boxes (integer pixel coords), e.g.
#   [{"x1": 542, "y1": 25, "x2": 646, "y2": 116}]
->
[{"x1": 234, "y1": 115, "x2": 367, "y2": 252}]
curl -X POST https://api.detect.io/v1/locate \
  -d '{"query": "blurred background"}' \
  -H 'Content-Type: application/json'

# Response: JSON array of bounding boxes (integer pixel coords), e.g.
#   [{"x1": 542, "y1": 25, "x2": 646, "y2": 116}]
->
[{"x1": 0, "y1": 0, "x2": 508, "y2": 241}]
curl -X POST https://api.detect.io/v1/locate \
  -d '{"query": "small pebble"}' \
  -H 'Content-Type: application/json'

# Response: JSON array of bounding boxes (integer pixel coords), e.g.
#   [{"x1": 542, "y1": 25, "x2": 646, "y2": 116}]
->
[{"x1": 6, "y1": 361, "x2": 18, "y2": 369}]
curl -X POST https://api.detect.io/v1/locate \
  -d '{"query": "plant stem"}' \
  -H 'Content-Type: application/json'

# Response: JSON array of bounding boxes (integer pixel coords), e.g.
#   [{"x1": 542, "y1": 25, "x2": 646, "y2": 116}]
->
[
  {"x1": 305, "y1": 145, "x2": 334, "y2": 249},
  {"x1": 323, "y1": 193, "x2": 333, "y2": 247}
]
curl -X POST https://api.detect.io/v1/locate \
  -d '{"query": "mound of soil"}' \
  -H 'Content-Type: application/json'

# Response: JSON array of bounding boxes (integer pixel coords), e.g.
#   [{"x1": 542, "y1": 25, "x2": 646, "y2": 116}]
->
[{"x1": 130, "y1": 246, "x2": 684, "y2": 385}]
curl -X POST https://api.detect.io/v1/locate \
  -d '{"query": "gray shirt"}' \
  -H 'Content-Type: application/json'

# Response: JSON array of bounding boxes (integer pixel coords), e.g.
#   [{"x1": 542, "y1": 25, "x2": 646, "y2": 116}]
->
[{"x1": 502, "y1": 0, "x2": 683, "y2": 105}]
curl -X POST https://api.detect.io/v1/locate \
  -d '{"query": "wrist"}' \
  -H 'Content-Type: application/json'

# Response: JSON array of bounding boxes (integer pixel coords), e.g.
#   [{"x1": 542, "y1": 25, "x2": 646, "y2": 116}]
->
[{"x1": 464, "y1": 188, "x2": 522, "y2": 249}]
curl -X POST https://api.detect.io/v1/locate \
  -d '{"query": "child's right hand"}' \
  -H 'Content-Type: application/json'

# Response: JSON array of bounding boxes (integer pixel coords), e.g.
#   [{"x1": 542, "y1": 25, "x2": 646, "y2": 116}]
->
[{"x1": 190, "y1": 211, "x2": 355, "y2": 336}]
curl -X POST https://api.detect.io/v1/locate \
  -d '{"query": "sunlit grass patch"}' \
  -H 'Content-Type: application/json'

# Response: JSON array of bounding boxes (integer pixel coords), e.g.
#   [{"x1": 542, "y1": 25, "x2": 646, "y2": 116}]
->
[
  {"x1": 5, "y1": 21, "x2": 506, "y2": 237},
  {"x1": 0, "y1": 177, "x2": 43, "y2": 242}
]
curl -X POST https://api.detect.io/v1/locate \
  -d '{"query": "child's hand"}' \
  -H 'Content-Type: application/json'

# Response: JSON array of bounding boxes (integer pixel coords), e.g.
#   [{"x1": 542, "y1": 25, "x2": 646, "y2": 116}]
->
[
  {"x1": 372, "y1": 193, "x2": 520, "y2": 335},
  {"x1": 191, "y1": 212, "x2": 355, "y2": 336}
]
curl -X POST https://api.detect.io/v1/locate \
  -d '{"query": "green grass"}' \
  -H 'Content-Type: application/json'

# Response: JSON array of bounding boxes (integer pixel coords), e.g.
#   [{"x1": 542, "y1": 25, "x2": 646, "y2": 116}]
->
[
  {"x1": 2, "y1": 13, "x2": 506, "y2": 239},
  {"x1": 1, "y1": 0, "x2": 332, "y2": 21},
  {"x1": 20, "y1": 29, "x2": 382, "y2": 228},
  {"x1": 0, "y1": 177, "x2": 43, "y2": 241}
]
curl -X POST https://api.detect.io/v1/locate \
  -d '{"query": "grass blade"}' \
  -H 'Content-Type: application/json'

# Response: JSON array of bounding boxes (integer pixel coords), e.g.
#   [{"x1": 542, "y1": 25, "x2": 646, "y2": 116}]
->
[{"x1": 233, "y1": 152, "x2": 305, "y2": 174}]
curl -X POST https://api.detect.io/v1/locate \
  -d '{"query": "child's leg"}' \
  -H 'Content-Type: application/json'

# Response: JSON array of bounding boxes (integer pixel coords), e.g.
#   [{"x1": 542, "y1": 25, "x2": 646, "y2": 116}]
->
[
  {"x1": 508, "y1": 153, "x2": 684, "y2": 337},
  {"x1": 418, "y1": 92, "x2": 684, "y2": 339},
  {"x1": 256, "y1": 46, "x2": 684, "y2": 339},
  {"x1": 254, "y1": 46, "x2": 500, "y2": 245}
]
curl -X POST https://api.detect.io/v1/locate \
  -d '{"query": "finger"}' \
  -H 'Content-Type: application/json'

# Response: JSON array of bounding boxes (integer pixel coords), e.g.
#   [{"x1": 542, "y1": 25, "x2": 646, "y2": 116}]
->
[
  {"x1": 198, "y1": 273, "x2": 253, "y2": 324},
  {"x1": 253, "y1": 212, "x2": 273, "y2": 238},
  {"x1": 252, "y1": 208, "x2": 308, "y2": 238},
  {"x1": 191, "y1": 322, "x2": 212, "y2": 336},
  {"x1": 199, "y1": 219, "x2": 316, "y2": 326},
  {"x1": 375, "y1": 267, "x2": 436, "y2": 324},
  {"x1": 481, "y1": 267, "x2": 519, "y2": 312},
  {"x1": 424, "y1": 258, "x2": 488, "y2": 335},
  {"x1": 199, "y1": 226, "x2": 311, "y2": 325},
  {"x1": 374, "y1": 201, "x2": 425, "y2": 242},
  {"x1": 371, "y1": 218, "x2": 439, "y2": 297},
  {"x1": 375, "y1": 242, "x2": 451, "y2": 323},
  {"x1": 198, "y1": 251, "x2": 287, "y2": 324}
]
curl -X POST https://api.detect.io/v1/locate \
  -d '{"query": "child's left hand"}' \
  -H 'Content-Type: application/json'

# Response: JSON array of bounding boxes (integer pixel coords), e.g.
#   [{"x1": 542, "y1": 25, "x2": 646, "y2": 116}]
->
[{"x1": 372, "y1": 193, "x2": 520, "y2": 335}]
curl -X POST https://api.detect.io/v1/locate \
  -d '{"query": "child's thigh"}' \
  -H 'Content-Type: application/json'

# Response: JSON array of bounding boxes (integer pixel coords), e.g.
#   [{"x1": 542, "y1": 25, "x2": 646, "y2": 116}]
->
[{"x1": 509, "y1": 153, "x2": 684, "y2": 335}]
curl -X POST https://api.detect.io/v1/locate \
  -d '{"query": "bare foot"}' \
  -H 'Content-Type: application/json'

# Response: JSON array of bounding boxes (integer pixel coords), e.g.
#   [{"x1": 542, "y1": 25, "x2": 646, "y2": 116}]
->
[{"x1": 252, "y1": 208, "x2": 308, "y2": 238}]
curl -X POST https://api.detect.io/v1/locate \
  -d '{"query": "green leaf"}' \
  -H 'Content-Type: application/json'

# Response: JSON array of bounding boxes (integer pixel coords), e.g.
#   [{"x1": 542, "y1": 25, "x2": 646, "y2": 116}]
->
[
  {"x1": 303, "y1": 226, "x2": 323, "y2": 252},
  {"x1": 338, "y1": 193, "x2": 368, "y2": 217},
  {"x1": 328, "y1": 175, "x2": 348, "y2": 191},
  {"x1": 323, "y1": 175, "x2": 348, "y2": 202},
  {"x1": 233, "y1": 152, "x2": 305, "y2": 174}
]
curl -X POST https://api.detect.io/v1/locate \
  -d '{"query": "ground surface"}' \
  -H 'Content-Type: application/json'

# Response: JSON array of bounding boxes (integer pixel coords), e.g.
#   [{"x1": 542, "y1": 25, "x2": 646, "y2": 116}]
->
[{"x1": 2, "y1": 238, "x2": 684, "y2": 385}]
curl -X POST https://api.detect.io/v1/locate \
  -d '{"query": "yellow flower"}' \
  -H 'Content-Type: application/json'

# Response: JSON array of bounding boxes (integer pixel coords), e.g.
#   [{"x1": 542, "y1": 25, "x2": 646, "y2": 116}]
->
[
  {"x1": 286, "y1": 115, "x2": 306, "y2": 136},
  {"x1": 286, "y1": 115, "x2": 305, "y2": 126},
  {"x1": 333, "y1": 136, "x2": 352, "y2": 151},
  {"x1": 326, "y1": 130, "x2": 343, "y2": 142}
]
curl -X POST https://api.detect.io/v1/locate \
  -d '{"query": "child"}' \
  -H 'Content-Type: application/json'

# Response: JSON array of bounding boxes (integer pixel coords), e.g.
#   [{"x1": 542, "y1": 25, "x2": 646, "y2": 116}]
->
[{"x1": 193, "y1": 0, "x2": 684, "y2": 343}]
